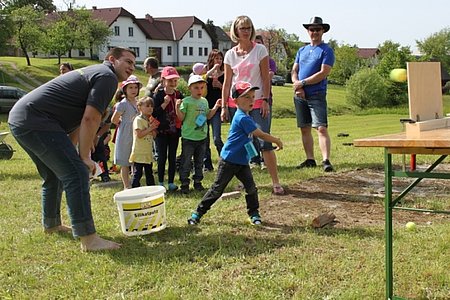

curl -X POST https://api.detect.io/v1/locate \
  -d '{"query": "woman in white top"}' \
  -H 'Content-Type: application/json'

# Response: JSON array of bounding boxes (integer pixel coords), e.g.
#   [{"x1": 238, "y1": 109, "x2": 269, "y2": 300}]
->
[{"x1": 221, "y1": 15, "x2": 285, "y2": 195}]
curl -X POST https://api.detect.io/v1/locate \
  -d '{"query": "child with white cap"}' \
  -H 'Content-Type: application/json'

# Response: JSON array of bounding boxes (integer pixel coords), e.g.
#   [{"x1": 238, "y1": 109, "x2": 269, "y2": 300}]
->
[
  {"x1": 187, "y1": 81, "x2": 283, "y2": 226},
  {"x1": 175, "y1": 75, "x2": 221, "y2": 194}
]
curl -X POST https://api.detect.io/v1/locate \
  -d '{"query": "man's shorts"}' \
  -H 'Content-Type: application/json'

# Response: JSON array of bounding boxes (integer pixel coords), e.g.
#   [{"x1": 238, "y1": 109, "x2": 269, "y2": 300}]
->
[{"x1": 294, "y1": 93, "x2": 328, "y2": 128}]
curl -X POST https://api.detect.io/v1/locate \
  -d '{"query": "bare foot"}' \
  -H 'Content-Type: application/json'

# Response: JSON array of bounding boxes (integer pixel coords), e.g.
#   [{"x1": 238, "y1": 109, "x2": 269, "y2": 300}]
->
[
  {"x1": 44, "y1": 225, "x2": 72, "y2": 234},
  {"x1": 80, "y1": 233, "x2": 122, "y2": 252}
]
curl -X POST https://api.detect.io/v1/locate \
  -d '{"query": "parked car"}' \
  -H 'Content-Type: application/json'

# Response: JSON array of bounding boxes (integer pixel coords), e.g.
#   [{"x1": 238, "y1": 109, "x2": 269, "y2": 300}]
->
[
  {"x1": 0, "y1": 86, "x2": 27, "y2": 112},
  {"x1": 271, "y1": 75, "x2": 286, "y2": 86}
]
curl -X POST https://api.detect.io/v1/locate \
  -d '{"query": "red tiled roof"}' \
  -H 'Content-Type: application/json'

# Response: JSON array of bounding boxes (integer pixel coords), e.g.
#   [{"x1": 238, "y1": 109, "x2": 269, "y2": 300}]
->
[
  {"x1": 89, "y1": 7, "x2": 134, "y2": 26},
  {"x1": 136, "y1": 17, "x2": 174, "y2": 40},
  {"x1": 155, "y1": 16, "x2": 205, "y2": 40},
  {"x1": 357, "y1": 48, "x2": 380, "y2": 59}
]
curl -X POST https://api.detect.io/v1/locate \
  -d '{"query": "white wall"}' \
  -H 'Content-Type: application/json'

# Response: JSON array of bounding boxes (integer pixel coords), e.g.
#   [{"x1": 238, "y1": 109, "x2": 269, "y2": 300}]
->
[
  {"x1": 98, "y1": 16, "x2": 147, "y2": 61},
  {"x1": 177, "y1": 24, "x2": 212, "y2": 65}
]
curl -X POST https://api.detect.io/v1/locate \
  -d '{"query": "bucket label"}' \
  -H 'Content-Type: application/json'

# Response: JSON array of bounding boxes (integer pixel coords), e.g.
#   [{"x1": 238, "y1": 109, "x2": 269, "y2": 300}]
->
[{"x1": 121, "y1": 196, "x2": 165, "y2": 232}]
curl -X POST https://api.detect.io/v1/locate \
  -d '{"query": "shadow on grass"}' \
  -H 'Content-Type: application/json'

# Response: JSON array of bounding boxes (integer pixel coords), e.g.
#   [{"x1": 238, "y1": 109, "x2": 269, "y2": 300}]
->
[{"x1": 106, "y1": 224, "x2": 306, "y2": 264}]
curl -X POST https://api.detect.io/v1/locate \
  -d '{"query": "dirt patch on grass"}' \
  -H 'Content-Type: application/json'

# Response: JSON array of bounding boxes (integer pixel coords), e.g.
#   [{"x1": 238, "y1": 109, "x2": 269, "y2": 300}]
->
[{"x1": 262, "y1": 167, "x2": 450, "y2": 229}]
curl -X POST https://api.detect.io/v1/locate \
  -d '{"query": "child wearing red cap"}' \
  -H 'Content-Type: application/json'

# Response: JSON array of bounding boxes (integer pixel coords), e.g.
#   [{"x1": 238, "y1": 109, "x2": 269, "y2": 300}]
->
[
  {"x1": 187, "y1": 81, "x2": 283, "y2": 226},
  {"x1": 152, "y1": 67, "x2": 184, "y2": 191},
  {"x1": 111, "y1": 75, "x2": 141, "y2": 189}
]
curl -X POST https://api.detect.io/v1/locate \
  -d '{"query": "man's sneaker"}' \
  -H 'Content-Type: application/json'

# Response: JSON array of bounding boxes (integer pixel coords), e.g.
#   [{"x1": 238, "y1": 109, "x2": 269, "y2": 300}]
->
[
  {"x1": 168, "y1": 183, "x2": 178, "y2": 191},
  {"x1": 249, "y1": 213, "x2": 262, "y2": 225},
  {"x1": 158, "y1": 182, "x2": 165, "y2": 187},
  {"x1": 180, "y1": 185, "x2": 190, "y2": 194},
  {"x1": 260, "y1": 162, "x2": 267, "y2": 170},
  {"x1": 187, "y1": 212, "x2": 201, "y2": 225},
  {"x1": 194, "y1": 182, "x2": 205, "y2": 192},
  {"x1": 296, "y1": 159, "x2": 317, "y2": 169},
  {"x1": 322, "y1": 159, "x2": 334, "y2": 172}
]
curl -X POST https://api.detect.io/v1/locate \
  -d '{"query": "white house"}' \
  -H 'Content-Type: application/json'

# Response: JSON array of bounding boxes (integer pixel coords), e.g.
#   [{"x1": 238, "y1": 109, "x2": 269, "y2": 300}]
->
[{"x1": 60, "y1": 7, "x2": 231, "y2": 66}]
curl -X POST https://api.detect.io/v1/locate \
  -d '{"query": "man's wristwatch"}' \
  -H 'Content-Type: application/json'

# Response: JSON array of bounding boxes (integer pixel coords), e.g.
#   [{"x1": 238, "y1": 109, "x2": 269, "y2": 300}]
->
[
  {"x1": 262, "y1": 97, "x2": 269, "y2": 102},
  {"x1": 301, "y1": 79, "x2": 307, "y2": 87}
]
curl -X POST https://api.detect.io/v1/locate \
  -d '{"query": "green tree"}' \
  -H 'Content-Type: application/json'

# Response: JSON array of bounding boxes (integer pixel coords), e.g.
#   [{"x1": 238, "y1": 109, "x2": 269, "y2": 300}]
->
[
  {"x1": 416, "y1": 28, "x2": 450, "y2": 71},
  {"x1": 85, "y1": 17, "x2": 111, "y2": 60},
  {"x1": 0, "y1": 9, "x2": 13, "y2": 54},
  {"x1": 41, "y1": 17, "x2": 72, "y2": 64},
  {"x1": 204, "y1": 19, "x2": 218, "y2": 49},
  {"x1": 328, "y1": 44, "x2": 362, "y2": 85},
  {"x1": 11, "y1": 5, "x2": 44, "y2": 66},
  {"x1": 2, "y1": 0, "x2": 55, "y2": 12},
  {"x1": 346, "y1": 67, "x2": 390, "y2": 108},
  {"x1": 376, "y1": 41, "x2": 414, "y2": 106}
]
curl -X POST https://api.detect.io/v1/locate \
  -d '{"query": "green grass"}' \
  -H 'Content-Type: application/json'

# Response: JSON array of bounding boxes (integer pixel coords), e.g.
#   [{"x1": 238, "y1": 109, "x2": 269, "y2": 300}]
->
[{"x1": 0, "y1": 59, "x2": 449, "y2": 299}]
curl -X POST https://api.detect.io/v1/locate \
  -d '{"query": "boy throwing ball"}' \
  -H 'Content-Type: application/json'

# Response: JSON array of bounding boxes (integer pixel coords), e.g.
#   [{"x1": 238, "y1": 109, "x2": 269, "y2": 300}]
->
[{"x1": 188, "y1": 81, "x2": 283, "y2": 226}]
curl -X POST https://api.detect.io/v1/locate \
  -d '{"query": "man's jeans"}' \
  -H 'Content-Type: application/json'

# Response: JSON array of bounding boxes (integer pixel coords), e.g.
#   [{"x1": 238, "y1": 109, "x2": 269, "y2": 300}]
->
[{"x1": 9, "y1": 125, "x2": 95, "y2": 237}]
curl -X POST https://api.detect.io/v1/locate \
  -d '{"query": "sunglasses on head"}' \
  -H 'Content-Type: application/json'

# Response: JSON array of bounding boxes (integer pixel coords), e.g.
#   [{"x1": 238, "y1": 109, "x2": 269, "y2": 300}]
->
[{"x1": 308, "y1": 27, "x2": 323, "y2": 32}]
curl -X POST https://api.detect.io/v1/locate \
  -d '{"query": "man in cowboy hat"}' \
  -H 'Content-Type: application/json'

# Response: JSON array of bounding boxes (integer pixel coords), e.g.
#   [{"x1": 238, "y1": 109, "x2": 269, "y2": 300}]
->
[{"x1": 291, "y1": 16, "x2": 335, "y2": 172}]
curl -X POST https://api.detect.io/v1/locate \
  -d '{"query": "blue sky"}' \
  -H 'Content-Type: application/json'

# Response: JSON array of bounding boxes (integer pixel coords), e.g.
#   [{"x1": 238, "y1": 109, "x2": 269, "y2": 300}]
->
[{"x1": 54, "y1": 0, "x2": 449, "y2": 54}]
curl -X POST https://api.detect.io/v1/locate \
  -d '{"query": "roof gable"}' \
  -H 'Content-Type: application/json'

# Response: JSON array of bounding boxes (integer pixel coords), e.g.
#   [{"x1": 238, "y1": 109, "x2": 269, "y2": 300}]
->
[
  {"x1": 154, "y1": 16, "x2": 205, "y2": 40},
  {"x1": 136, "y1": 17, "x2": 174, "y2": 40},
  {"x1": 357, "y1": 48, "x2": 380, "y2": 59}
]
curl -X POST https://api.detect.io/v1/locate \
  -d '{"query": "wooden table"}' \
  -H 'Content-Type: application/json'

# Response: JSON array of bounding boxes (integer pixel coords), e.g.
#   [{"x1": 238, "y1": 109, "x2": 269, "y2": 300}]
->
[{"x1": 354, "y1": 128, "x2": 450, "y2": 300}]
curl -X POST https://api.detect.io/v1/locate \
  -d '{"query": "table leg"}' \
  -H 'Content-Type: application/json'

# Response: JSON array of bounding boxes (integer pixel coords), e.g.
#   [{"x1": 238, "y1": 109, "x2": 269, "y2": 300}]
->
[{"x1": 385, "y1": 149, "x2": 393, "y2": 299}]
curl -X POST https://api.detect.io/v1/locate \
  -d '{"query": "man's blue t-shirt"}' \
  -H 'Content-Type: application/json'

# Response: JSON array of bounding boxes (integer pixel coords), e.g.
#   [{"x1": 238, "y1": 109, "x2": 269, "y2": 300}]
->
[
  {"x1": 220, "y1": 108, "x2": 257, "y2": 165},
  {"x1": 294, "y1": 43, "x2": 335, "y2": 95}
]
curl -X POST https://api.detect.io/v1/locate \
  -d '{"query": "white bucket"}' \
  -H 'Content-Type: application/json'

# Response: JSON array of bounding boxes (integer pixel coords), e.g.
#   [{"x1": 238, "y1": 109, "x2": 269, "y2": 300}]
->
[{"x1": 113, "y1": 186, "x2": 167, "y2": 236}]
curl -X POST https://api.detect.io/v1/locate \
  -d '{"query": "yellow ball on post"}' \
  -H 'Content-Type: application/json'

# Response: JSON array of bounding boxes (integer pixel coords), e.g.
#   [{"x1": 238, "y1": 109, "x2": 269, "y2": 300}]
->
[{"x1": 390, "y1": 68, "x2": 407, "y2": 82}]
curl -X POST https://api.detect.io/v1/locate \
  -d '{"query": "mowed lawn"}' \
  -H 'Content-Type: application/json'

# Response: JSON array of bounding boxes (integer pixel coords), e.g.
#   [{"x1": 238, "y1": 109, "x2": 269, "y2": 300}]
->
[{"x1": 0, "y1": 61, "x2": 449, "y2": 299}]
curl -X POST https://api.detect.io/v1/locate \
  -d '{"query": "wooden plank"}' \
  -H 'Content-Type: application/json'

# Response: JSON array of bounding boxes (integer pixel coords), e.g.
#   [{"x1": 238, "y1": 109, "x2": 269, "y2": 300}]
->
[
  {"x1": 387, "y1": 147, "x2": 450, "y2": 155},
  {"x1": 353, "y1": 128, "x2": 450, "y2": 148},
  {"x1": 406, "y1": 117, "x2": 450, "y2": 138},
  {"x1": 407, "y1": 62, "x2": 443, "y2": 122}
]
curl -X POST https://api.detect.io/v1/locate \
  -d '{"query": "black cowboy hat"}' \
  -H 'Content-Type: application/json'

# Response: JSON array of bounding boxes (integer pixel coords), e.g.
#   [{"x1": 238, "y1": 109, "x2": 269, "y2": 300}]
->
[{"x1": 303, "y1": 16, "x2": 330, "y2": 33}]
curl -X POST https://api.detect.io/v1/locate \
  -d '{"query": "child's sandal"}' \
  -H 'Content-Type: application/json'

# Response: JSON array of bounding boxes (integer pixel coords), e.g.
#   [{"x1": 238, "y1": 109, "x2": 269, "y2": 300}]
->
[{"x1": 272, "y1": 184, "x2": 285, "y2": 195}]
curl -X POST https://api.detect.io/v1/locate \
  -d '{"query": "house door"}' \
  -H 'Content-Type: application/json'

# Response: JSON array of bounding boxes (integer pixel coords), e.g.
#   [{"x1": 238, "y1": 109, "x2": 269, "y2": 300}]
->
[{"x1": 148, "y1": 47, "x2": 162, "y2": 64}]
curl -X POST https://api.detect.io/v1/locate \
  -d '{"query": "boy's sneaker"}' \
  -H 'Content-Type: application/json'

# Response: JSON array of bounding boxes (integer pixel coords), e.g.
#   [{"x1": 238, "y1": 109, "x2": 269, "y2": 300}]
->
[
  {"x1": 249, "y1": 162, "x2": 260, "y2": 169},
  {"x1": 180, "y1": 185, "x2": 190, "y2": 194},
  {"x1": 159, "y1": 182, "x2": 165, "y2": 187},
  {"x1": 249, "y1": 213, "x2": 262, "y2": 225},
  {"x1": 187, "y1": 212, "x2": 202, "y2": 225},
  {"x1": 194, "y1": 182, "x2": 205, "y2": 191},
  {"x1": 168, "y1": 183, "x2": 178, "y2": 191},
  {"x1": 322, "y1": 159, "x2": 334, "y2": 172},
  {"x1": 100, "y1": 174, "x2": 111, "y2": 182},
  {"x1": 296, "y1": 159, "x2": 317, "y2": 169}
]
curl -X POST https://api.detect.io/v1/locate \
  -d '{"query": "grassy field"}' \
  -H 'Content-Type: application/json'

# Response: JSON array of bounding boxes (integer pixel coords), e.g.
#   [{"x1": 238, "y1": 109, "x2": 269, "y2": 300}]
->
[{"x1": 0, "y1": 57, "x2": 449, "y2": 299}]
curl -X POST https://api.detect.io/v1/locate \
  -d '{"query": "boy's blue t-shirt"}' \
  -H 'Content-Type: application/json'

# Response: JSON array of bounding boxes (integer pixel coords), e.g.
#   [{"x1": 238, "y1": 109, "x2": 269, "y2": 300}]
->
[{"x1": 220, "y1": 108, "x2": 257, "y2": 165}]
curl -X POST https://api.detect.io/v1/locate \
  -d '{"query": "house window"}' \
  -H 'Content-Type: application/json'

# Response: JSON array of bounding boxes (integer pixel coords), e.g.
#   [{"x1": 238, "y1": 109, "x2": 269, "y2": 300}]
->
[
  {"x1": 189, "y1": 29, "x2": 193, "y2": 38},
  {"x1": 198, "y1": 47, "x2": 203, "y2": 56},
  {"x1": 128, "y1": 27, "x2": 134, "y2": 37},
  {"x1": 189, "y1": 47, "x2": 193, "y2": 56},
  {"x1": 183, "y1": 47, "x2": 187, "y2": 56},
  {"x1": 129, "y1": 47, "x2": 140, "y2": 58},
  {"x1": 78, "y1": 50, "x2": 85, "y2": 57},
  {"x1": 167, "y1": 46, "x2": 172, "y2": 56},
  {"x1": 204, "y1": 48, "x2": 208, "y2": 56},
  {"x1": 198, "y1": 30, "x2": 202, "y2": 38},
  {"x1": 114, "y1": 26, "x2": 120, "y2": 36}
]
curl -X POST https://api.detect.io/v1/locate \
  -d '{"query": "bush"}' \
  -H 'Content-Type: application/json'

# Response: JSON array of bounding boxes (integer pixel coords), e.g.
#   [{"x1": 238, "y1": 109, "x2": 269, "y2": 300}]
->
[
  {"x1": 176, "y1": 77, "x2": 190, "y2": 97},
  {"x1": 346, "y1": 68, "x2": 390, "y2": 109}
]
